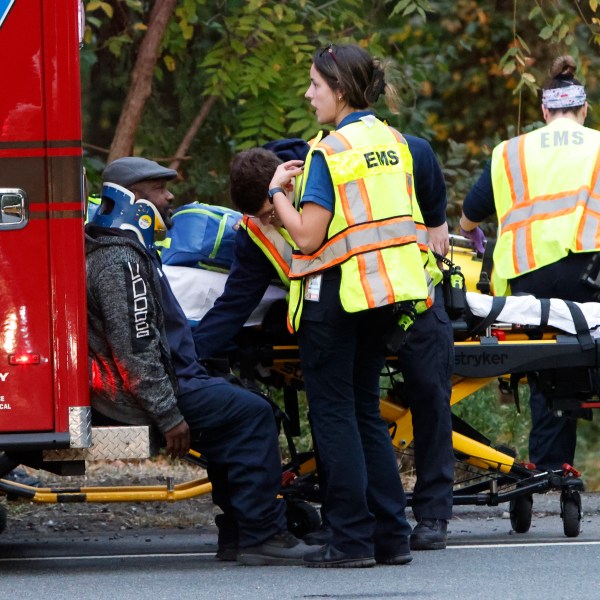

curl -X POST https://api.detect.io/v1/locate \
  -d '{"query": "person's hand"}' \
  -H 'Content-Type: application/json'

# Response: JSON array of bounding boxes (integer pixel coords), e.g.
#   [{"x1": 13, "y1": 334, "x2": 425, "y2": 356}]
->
[
  {"x1": 427, "y1": 222, "x2": 449, "y2": 258},
  {"x1": 164, "y1": 420, "x2": 190, "y2": 459},
  {"x1": 269, "y1": 160, "x2": 304, "y2": 191},
  {"x1": 459, "y1": 226, "x2": 486, "y2": 254}
]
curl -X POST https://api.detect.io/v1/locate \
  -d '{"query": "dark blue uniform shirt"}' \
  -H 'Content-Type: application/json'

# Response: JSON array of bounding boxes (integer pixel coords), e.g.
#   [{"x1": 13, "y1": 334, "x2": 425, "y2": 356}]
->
[{"x1": 462, "y1": 160, "x2": 495, "y2": 223}]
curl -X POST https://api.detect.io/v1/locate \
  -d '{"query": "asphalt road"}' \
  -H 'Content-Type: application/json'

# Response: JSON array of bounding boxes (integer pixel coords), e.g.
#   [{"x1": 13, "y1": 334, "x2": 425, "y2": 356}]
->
[{"x1": 1, "y1": 492, "x2": 600, "y2": 600}]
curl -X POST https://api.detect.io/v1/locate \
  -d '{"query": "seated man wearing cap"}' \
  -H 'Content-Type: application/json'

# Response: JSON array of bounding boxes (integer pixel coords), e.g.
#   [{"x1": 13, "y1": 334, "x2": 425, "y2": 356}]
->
[{"x1": 85, "y1": 156, "x2": 311, "y2": 566}]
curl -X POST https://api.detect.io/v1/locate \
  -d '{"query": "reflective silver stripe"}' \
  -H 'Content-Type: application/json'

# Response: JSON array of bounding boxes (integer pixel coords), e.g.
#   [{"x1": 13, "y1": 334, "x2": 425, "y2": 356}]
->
[
  {"x1": 290, "y1": 218, "x2": 417, "y2": 277},
  {"x1": 416, "y1": 225, "x2": 428, "y2": 247},
  {"x1": 360, "y1": 252, "x2": 392, "y2": 306},
  {"x1": 580, "y1": 214, "x2": 600, "y2": 249},
  {"x1": 243, "y1": 219, "x2": 293, "y2": 273},
  {"x1": 259, "y1": 224, "x2": 294, "y2": 267},
  {"x1": 501, "y1": 190, "x2": 586, "y2": 228},
  {"x1": 322, "y1": 134, "x2": 347, "y2": 154},
  {"x1": 343, "y1": 179, "x2": 367, "y2": 222},
  {"x1": 426, "y1": 269, "x2": 435, "y2": 298},
  {"x1": 514, "y1": 227, "x2": 531, "y2": 272},
  {"x1": 505, "y1": 137, "x2": 526, "y2": 203},
  {"x1": 579, "y1": 173, "x2": 600, "y2": 248},
  {"x1": 588, "y1": 197, "x2": 600, "y2": 212}
]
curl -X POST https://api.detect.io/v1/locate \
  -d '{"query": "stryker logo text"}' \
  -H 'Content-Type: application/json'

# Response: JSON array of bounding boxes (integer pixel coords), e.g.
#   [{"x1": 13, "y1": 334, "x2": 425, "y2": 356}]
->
[
  {"x1": 455, "y1": 352, "x2": 509, "y2": 367},
  {"x1": 0, "y1": 373, "x2": 8, "y2": 381}
]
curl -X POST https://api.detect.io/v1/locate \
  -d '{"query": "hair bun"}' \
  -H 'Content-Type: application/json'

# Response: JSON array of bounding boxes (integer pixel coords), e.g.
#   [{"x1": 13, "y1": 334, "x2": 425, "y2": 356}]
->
[
  {"x1": 550, "y1": 55, "x2": 577, "y2": 81},
  {"x1": 365, "y1": 60, "x2": 386, "y2": 103}
]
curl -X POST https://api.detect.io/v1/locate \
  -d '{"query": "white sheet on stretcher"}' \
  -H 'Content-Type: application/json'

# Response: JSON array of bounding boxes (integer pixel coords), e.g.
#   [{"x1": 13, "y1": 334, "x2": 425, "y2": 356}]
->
[
  {"x1": 163, "y1": 265, "x2": 287, "y2": 325},
  {"x1": 466, "y1": 292, "x2": 600, "y2": 338}
]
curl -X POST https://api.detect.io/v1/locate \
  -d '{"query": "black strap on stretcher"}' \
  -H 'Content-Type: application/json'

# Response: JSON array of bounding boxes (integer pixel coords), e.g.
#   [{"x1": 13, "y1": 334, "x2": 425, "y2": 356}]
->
[
  {"x1": 464, "y1": 296, "x2": 595, "y2": 412},
  {"x1": 563, "y1": 300, "x2": 595, "y2": 351},
  {"x1": 476, "y1": 239, "x2": 495, "y2": 295},
  {"x1": 466, "y1": 295, "x2": 507, "y2": 339}
]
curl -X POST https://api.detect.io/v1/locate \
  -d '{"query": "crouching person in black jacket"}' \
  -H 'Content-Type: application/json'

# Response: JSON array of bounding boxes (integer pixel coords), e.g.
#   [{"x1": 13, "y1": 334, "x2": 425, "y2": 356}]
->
[{"x1": 85, "y1": 157, "x2": 310, "y2": 566}]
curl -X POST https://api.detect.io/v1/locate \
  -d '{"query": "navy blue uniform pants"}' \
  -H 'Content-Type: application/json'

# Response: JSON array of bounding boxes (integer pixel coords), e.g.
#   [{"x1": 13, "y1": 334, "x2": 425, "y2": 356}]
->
[
  {"x1": 395, "y1": 286, "x2": 454, "y2": 521},
  {"x1": 177, "y1": 381, "x2": 287, "y2": 547},
  {"x1": 511, "y1": 252, "x2": 595, "y2": 471},
  {"x1": 298, "y1": 269, "x2": 412, "y2": 558}
]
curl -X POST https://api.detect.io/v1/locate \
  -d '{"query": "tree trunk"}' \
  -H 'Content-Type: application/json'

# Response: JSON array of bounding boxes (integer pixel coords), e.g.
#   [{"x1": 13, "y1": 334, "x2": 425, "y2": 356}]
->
[
  {"x1": 168, "y1": 95, "x2": 219, "y2": 172},
  {"x1": 107, "y1": 0, "x2": 178, "y2": 163}
]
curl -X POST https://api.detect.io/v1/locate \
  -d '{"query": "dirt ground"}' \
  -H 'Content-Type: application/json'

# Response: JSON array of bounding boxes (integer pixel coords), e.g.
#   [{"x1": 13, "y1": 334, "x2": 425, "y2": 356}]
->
[
  {"x1": 1, "y1": 455, "x2": 417, "y2": 540},
  {"x1": 0, "y1": 446, "x2": 422, "y2": 539},
  {"x1": 0, "y1": 458, "x2": 220, "y2": 539}
]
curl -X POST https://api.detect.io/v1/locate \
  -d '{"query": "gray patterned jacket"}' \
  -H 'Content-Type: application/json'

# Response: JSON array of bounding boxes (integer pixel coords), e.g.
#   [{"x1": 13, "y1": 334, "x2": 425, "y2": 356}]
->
[{"x1": 85, "y1": 227, "x2": 183, "y2": 433}]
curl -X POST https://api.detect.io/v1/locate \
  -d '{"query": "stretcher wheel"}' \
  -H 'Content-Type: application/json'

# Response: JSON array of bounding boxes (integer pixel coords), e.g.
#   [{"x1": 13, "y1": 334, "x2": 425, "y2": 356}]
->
[
  {"x1": 561, "y1": 491, "x2": 581, "y2": 538},
  {"x1": 0, "y1": 504, "x2": 6, "y2": 535},
  {"x1": 286, "y1": 500, "x2": 321, "y2": 538},
  {"x1": 509, "y1": 494, "x2": 533, "y2": 533}
]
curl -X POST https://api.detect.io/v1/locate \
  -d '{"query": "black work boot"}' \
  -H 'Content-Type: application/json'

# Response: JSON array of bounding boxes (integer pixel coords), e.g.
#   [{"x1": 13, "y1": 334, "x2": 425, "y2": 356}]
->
[
  {"x1": 410, "y1": 518, "x2": 448, "y2": 551},
  {"x1": 215, "y1": 513, "x2": 238, "y2": 561},
  {"x1": 304, "y1": 544, "x2": 376, "y2": 568},
  {"x1": 303, "y1": 525, "x2": 333, "y2": 546},
  {"x1": 237, "y1": 531, "x2": 311, "y2": 566}
]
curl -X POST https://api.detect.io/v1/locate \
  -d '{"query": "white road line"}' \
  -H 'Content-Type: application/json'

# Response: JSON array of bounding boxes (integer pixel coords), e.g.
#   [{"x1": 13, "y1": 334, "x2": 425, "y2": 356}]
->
[
  {"x1": 2, "y1": 542, "x2": 600, "y2": 562},
  {"x1": 449, "y1": 541, "x2": 600, "y2": 549},
  {"x1": 0, "y1": 552, "x2": 215, "y2": 562}
]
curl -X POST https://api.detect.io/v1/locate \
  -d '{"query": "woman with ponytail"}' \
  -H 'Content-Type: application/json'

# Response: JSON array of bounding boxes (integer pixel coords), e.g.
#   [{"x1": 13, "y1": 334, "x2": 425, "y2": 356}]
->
[
  {"x1": 268, "y1": 44, "x2": 453, "y2": 567},
  {"x1": 460, "y1": 56, "x2": 598, "y2": 474}
]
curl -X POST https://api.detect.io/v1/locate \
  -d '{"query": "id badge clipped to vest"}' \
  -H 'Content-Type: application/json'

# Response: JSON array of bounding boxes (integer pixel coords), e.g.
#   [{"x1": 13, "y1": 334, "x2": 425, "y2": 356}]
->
[{"x1": 305, "y1": 273, "x2": 322, "y2": 302}]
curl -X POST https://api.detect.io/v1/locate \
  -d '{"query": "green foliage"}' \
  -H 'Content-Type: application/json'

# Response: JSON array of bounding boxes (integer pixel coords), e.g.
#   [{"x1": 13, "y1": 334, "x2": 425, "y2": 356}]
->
[
  {"x1": 452, "y1": 381, "x2": 532, "y2": 461},
  {"x1": 575, "y1": 417, "x2": 600, "y2": 490},
  {"x1": 81, "y1": 0, "x2": 600, "y2": 211}
]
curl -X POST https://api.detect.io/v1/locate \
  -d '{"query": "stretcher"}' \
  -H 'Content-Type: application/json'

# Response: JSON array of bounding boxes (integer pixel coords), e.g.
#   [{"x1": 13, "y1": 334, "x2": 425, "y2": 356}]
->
[{"x1": 0, "y1": 241, "x2": 594, "y2": 540}]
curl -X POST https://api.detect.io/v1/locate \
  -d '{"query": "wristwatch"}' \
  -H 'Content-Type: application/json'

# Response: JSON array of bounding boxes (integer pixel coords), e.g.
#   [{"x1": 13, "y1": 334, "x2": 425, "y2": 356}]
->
[{"x1": 267, "y1": 187, "x2": 285, "y2": 203}]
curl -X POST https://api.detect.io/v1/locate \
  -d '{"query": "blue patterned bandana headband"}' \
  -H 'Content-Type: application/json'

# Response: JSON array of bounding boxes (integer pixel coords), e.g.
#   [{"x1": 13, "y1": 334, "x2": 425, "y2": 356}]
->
[{"x1": 542, "y1": 85, "x2": 586, "y2": 109}]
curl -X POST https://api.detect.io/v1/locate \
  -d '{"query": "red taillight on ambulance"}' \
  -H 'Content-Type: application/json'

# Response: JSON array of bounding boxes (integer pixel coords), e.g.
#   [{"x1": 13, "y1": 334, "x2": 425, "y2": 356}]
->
[{"x1": 8, "y1": 353, "x2": 41, "y2": 365}]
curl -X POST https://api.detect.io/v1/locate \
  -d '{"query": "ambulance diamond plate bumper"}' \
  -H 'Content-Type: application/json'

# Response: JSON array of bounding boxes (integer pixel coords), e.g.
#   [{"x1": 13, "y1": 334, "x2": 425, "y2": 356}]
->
[{"x1": 43, "y1": 426, "x2": 160, "y2": 461}]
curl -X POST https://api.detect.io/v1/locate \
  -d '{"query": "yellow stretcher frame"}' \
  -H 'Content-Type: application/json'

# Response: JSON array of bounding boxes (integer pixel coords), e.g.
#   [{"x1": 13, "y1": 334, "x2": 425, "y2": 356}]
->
[
  {"x1": 0, "y1": 335, "x2": 585, "y2": 504},
  {"x1": 0, "y1": 244, "x2": 588, "y2": 538}
]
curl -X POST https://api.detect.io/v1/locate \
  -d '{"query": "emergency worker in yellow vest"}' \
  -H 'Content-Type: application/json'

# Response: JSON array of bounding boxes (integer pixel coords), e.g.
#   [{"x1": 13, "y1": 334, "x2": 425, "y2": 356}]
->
[
  {"x1": 267, "y1": 44, "x2": 454, "y2": 567},
  {"x1": 460, "y1": 55, "x2": 599, "y2": 472},
  {"x1": 194, "y1": 136, "x2": 455, "y2": 553}
]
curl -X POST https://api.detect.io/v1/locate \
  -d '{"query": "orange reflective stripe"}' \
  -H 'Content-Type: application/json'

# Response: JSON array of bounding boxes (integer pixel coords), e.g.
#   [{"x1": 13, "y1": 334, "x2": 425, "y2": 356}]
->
[
  {"x1": 339, "y1": 180, "x2": 355, "y2": 226},
  {"x1": 576, "y1": 150, "x2": 600, "y2": 250},
  {"x1": 356, "y1": 251, "x2": 395, "y2": 309},
  {"x1": 518, "y1": 135, "x2": 530, "y2": 203},
  {"x1": 376, "y1": 250, "x2": 395, "y2": 305},
  {"x1": 331, "y1": 130, "x2": 352, "y2": 151},
  {"x1": 357, "y1": 253, "x2": 373, "y2": 307},
  {"x1": 290, "y1": 216, "x2": 418, "y2": 278},
  {"x1": 244, "y1": 217, "x2": 291, "y2": 274},
  {"x1": 356, "y1": 178, "x2": 373, "y2": 222}
]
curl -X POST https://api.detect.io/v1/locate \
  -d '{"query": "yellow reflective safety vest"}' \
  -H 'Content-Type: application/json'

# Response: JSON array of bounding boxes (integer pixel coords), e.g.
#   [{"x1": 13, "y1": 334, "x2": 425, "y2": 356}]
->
[
  {"x1": 491, "y1": 118, "x2": 600, "y2": 295},
  {"x1": 287, "y1": 115, "x2": 436, "y2": 333},
  {"x1": 86, "y1": 194, "x2": 101, "y2": 224},
  {"x1": 240, "y1": 215, "x2": 294, "y2": 288}
]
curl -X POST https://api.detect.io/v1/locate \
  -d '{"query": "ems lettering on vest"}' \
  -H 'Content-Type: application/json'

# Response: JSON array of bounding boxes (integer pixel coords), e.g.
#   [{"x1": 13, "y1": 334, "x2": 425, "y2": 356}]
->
[
  {"x1": 540, "y1": 130, "x2": 584, "y2": 148},
  {"x1": 364, "y1": 149, "x2": 400, "y2": 168},
  {"x1": 126, "y1": 262, "x2": 151, "y2": 340}
]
